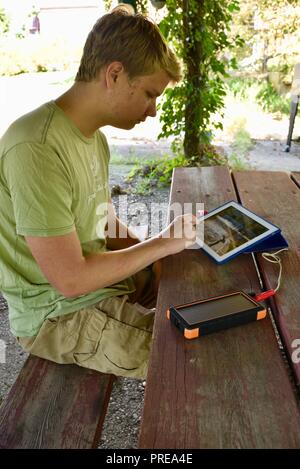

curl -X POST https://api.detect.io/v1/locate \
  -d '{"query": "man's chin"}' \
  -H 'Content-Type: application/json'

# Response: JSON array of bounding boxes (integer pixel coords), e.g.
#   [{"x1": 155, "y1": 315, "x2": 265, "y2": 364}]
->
[{"x1": 114, "y1": 122, "x2": 136, "y2": 130}]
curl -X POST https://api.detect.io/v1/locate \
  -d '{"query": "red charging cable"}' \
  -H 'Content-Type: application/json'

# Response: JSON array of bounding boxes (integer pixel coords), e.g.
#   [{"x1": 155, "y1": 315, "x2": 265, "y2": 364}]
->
[{"x1": 253, "y1": 289, "x2": 276, "y2": 302}]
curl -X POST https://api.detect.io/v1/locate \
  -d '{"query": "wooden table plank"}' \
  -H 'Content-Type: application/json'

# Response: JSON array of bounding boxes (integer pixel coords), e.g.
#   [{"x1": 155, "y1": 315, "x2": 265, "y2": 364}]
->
[
  {"x1": 139, "y1": 166, "x2": 300, "y2": 449},
  {"x1": 233, "y1": 170, "x2": 300, "y2": 386},
  {"x1": 291, "y1": 172, "x2": 300, "y2": 188},
  {"x1": 0, "y1": 356, "x2": 115, "y2": 448}
]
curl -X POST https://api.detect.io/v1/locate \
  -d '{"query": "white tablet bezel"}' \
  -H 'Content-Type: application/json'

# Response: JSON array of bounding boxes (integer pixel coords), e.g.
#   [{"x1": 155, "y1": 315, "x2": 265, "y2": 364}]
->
[{"x1": 200, "y1": 200, "x2": 279, "y2": 263}]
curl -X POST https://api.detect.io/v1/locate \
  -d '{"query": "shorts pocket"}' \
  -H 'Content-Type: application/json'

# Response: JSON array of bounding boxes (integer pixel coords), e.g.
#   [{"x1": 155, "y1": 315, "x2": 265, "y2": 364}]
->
[
  {"x1": 99, "y1": 317, "x2": 152, "y2": 373},
  {"x1": 73, "y1": 308, "x2": 107, "y2": 365}
]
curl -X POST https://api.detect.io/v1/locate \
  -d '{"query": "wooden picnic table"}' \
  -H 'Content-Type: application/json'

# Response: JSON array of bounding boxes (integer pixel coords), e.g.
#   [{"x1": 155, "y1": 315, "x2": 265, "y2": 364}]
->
[{"x1": 139, "y1": 166, "x2": 300, "y2": 449}]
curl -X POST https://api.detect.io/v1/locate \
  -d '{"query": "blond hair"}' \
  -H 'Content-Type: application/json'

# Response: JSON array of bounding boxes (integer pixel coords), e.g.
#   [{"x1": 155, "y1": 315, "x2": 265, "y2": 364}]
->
[
  {"x1": 111, "y1": 3, "x2": 135, "y2": 15},
  {"x1": 75, "y1": 10, "x2": 181, "y2": 83}
]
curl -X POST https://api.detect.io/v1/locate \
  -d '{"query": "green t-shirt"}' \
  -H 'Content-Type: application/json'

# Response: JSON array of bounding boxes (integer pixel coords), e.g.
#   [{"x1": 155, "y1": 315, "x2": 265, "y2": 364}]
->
[{"x1": 0, "y1": 101, "x2": 134, "y2": 337}]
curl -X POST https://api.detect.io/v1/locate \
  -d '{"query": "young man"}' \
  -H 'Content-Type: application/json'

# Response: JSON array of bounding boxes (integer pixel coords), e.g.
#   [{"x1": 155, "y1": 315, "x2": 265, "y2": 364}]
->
[{"x1": 0, "y1": 10, "x2": 196, "y2": 378}]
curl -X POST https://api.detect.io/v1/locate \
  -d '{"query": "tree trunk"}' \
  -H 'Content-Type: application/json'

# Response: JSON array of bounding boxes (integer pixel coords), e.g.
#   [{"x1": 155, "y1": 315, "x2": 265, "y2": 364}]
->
[{"x1": 183, "y1": 0, "x2": 205, "y2": 160}]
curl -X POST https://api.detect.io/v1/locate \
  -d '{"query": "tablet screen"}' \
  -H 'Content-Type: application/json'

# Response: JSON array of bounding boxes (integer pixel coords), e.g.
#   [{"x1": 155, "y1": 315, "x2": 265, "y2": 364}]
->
[
  {"x1": 201, "y1": 201, "x2": 278, "y2": 262},
  {"x1": 205, "y1": 206, "x2": 268, "y2": 255}
]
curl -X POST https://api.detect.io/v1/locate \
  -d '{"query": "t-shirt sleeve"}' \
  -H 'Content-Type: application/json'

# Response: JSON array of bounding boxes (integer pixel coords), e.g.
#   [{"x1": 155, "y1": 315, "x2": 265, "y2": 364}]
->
[{"x1": 3, "y1": 143, "x2": 75, "y2": 236}]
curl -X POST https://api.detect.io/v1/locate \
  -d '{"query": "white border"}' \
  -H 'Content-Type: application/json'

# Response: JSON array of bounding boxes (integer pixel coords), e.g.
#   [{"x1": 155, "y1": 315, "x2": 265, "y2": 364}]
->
[{"x1": 200, "y1": 201, "x2": 278, "y2": 263}]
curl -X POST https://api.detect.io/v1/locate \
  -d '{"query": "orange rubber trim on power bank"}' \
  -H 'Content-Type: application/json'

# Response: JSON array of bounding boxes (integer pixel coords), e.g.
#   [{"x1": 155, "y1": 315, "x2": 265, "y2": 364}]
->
[
  {"x1": 184, "y1": 328, "x2": 200, "y2": 339},
  {"x1": 257, "y1": 309, "x2": 267, "y2": 320}
]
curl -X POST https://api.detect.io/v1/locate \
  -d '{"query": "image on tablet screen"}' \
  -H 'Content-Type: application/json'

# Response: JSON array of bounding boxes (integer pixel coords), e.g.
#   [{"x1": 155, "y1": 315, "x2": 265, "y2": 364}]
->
[{"x1": 204, "y1": 206, "x2": 268, "y2": 256}]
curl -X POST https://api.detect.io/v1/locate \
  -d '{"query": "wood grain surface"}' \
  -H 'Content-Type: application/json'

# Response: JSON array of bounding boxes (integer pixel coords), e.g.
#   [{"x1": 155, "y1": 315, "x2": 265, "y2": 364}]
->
[
  {"x1": 0, "y1": 355, "x2": 115, "y2": 448},
  {"x1": 139, "y1": 167, "x2": 300, "y2": 449},
  {"x1": 291, "y1": 172, "x2": 300, "y2": 188},
  {"x1": 233, "y1": 170, "x2": 300, "y2": 386}
]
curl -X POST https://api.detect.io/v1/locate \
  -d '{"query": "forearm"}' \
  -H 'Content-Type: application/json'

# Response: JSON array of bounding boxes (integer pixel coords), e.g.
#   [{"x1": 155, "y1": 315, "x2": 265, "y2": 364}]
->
[
  {"x1": 25, "y1": 213, "x2": 195, "y2": 299},
  {"x1": 66, "y1": 236, "x2": 170, "y2": 298}
]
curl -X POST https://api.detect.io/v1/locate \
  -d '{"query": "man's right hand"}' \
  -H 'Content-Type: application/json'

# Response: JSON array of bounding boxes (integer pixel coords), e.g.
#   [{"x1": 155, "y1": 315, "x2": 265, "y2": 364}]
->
[{"x1": 159, "y1": 213, "x2": 197, "y2": 254}]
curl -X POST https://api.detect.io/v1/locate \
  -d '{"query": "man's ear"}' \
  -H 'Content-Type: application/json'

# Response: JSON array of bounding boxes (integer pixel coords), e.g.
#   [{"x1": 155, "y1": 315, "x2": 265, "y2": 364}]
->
[{"x1": 105, "y1": 62, "x2": 124, "y2": 89}]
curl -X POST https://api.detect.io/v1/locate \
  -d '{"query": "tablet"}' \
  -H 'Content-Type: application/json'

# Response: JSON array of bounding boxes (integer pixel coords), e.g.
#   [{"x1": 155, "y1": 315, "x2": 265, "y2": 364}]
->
[{"x1": 200, "y1": 200, "x2": 281, "y2": 264}]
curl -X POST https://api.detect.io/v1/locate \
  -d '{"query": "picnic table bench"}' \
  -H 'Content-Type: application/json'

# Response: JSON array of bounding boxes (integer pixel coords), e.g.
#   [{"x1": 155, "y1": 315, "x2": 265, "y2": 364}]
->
[
  {"x1": 139, "y1": 166, "x2": 300, "y2": 449},
  {"x1": 0, "y1": 354, "x2": 115, "y2": 448}
]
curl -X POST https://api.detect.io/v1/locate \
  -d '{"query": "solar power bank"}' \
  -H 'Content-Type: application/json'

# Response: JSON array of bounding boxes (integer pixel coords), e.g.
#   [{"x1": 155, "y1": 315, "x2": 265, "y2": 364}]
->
[{"x1": 167, "y1": 291, "x2": 267, "y2": 339}]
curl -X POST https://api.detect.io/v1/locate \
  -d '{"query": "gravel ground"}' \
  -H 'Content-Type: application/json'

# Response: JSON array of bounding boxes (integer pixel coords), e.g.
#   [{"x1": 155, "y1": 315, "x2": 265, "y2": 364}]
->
[
  {"x1": 99, "y1": 160, "x2": 169, "y2": 449},
  {"x1": 0, "y1": 296, "x2": 28, "y2": 401}
]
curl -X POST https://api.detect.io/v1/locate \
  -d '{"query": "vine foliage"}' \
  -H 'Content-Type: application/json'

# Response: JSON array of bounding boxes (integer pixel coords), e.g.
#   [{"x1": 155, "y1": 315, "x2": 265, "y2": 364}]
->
[
  {"x1": 158, "y1": 0, "x2": 243, "y2": 161},
  {"x1": 0, "y1": 5, "x2": 10, "y2": 34}
]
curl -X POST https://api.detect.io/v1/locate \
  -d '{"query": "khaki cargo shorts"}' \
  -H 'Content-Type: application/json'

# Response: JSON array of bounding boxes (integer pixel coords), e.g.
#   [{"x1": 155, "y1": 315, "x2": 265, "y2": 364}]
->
[{"x1": 17, "y1": 264, "x2": 160, "y2": 379}]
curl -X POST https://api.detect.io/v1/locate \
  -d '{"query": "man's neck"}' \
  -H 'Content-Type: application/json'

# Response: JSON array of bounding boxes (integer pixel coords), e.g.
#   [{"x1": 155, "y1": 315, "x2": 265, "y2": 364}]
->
[{"x1": 55, "y1": 82, "x2": 108, "y2": 138}]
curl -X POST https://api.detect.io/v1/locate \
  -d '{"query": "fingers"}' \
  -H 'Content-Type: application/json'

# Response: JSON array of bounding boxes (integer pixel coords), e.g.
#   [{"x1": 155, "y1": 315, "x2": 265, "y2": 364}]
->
[
  {"x1": 174, "y1": 214, "x2": 197, "y2": 243},
  {"x1": 176, "y1": 213, "x2": 197, "y2": 225},
  {"x1": 162, "y1": 213, "x2": 198, "y2": 247},
  {"x1": 197, "y1": 209, "x2": 208, "y2": 218}
]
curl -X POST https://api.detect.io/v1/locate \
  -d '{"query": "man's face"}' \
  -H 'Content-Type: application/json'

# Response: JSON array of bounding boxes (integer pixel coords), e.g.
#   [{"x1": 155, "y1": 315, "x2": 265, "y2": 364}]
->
[{"x1": 109, "y1": 68, "x2": 170, "y2": 129}]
